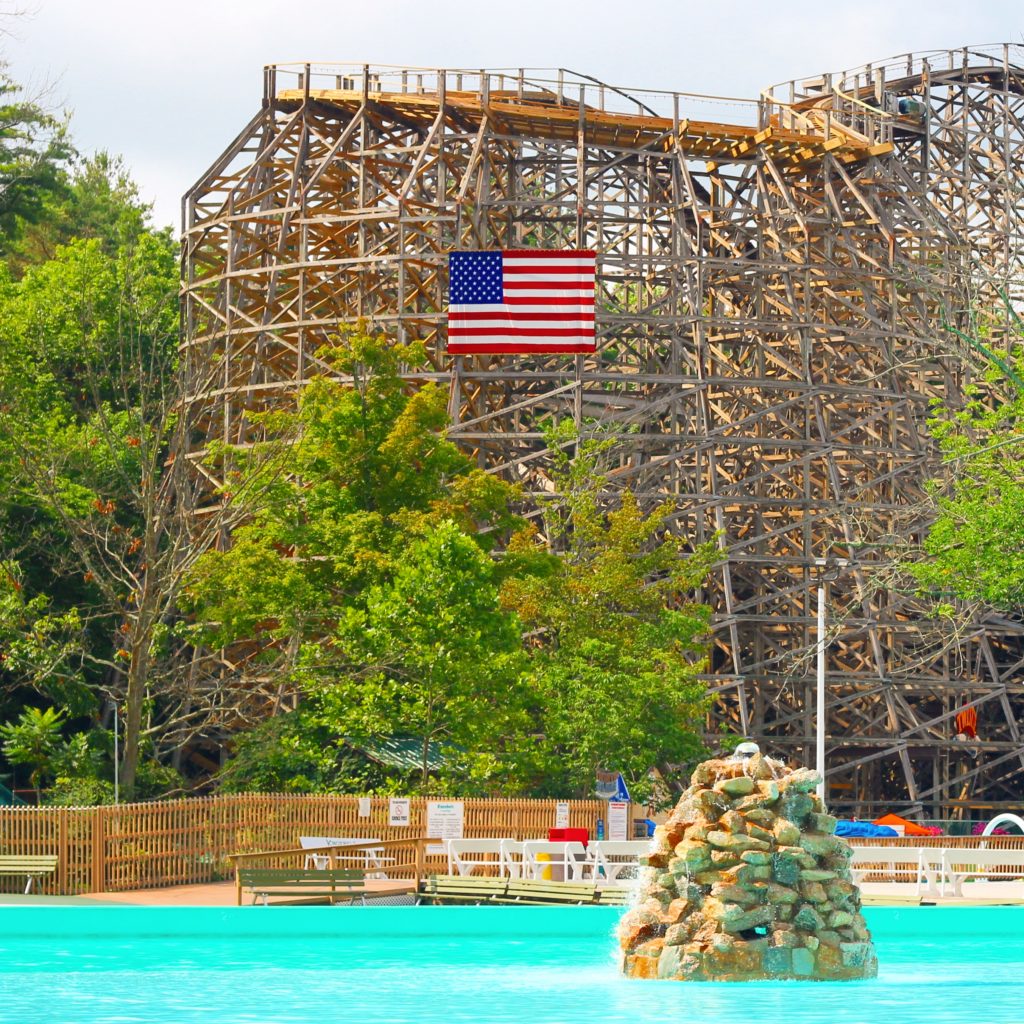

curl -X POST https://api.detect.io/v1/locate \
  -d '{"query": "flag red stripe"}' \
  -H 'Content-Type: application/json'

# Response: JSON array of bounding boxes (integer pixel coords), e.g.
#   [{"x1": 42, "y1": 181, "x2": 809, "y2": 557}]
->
[
  {"x1": 450, "y1": 312, "x2": 594, "y2": 322},
  {"x1": 448, "y1": 327, "x2": 595, "y2": 337},
  {"x1": 502, "y1": 249, "x2": 596, "y2": 257},
  {"x1": 502, "y1": 296, "x2": 595, "y2": 306},
  {"x1": 448, "y1": 342, "x2": 596, "y2": 353},
  {"x1": 502, "y1": 280, "x2": 592, "y2": 291},
  {"x1": 502, "y1": 266, "x2": 594, "y2": 275}
]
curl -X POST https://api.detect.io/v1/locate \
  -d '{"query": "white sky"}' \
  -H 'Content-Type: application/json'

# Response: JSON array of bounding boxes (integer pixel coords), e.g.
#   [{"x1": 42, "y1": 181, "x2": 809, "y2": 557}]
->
[{"x1": 6, "y1": 0, "x2": 1024, "y2": 231}]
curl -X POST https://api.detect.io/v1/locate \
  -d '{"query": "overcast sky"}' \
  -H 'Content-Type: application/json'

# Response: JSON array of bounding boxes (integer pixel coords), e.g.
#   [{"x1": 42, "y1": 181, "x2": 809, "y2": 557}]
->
[{"x1": 6, "y1": 0, "x2": 1023, "y2": 231}]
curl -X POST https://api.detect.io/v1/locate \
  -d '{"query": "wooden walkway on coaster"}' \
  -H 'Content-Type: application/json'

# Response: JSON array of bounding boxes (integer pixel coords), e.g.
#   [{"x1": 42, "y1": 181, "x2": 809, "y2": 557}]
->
[
  {"x1": 274, "y1": 87, "x2": 889, "y2": 167},
  {"x1": 420, "y1": 874, "x2": 630, "y2": 906}
]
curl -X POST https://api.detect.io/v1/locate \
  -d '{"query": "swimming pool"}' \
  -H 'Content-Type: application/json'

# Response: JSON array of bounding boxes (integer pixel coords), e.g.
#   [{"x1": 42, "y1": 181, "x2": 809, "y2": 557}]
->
[{"x1": 0, "y1": 905, "x2": 1020, "y2": 1023}]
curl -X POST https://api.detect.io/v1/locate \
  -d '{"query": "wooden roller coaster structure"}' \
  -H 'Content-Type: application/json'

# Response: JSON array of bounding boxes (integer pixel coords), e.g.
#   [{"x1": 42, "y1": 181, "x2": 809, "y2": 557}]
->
[{"x1": 183, "y1": 45, "x2": 1024, "y2": 818}]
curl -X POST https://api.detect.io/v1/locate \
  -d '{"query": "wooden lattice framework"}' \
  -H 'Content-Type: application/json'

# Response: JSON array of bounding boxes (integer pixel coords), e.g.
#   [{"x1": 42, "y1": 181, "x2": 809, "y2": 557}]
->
[{"x1": 182, "y1": 47, "x2": 1024, "y2": 817}]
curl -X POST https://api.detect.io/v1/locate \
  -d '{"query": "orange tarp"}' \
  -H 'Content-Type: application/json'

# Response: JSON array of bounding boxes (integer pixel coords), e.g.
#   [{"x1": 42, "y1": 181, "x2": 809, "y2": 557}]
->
[{"x1": 872, "y1": 813, "x2": 933, "y2": 837}]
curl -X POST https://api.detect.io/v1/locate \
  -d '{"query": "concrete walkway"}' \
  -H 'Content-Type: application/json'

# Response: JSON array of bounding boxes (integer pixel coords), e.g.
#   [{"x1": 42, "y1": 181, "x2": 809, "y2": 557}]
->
[
  {"x1": 861, "y1": 880, "x2": 1024, "y2": 906},
  {"x1": 5, "y1": 879, "x2": 1024, "y2": 908},
  {"x1": 86, "y1": 878, "x2": 416, "y2": 906}
]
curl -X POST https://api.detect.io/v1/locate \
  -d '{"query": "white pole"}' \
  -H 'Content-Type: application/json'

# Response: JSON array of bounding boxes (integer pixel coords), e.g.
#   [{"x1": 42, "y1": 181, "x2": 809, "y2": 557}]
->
[
  {"x1": 816, "y1": 584, "x2": 826, "y2": 805},
  {"x1": 113, "y1": 702, "x2": 119, "y2": 805}
]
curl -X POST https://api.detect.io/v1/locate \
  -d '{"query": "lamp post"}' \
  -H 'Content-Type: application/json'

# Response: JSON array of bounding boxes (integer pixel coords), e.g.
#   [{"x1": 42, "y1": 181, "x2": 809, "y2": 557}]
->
[
  {"x1": 813, "y1": 557, "x2": 849, "y2": 808},
  {"x1": 112, "y1": 699, "x2": 119, "y2": 805}
]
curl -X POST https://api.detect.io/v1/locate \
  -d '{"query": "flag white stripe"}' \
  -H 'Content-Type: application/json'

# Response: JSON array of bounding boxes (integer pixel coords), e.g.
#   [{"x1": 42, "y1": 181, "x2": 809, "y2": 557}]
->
[
  {"x1": 451, "y1": 303, "x2": 594, "y2": 313},
  {"x1": 500, "y1": 276, "x2": 593, "y2": 285},
  {"x1": 491, "y1": 288, "x2": 594, "y2": 298},
  {"x1": 502, "y1": 256, "x2": 595, "y2": 268}
]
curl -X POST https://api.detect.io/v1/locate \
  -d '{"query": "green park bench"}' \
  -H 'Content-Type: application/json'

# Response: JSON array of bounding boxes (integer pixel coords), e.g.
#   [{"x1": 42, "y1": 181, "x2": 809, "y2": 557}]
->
[
  {"x1": 237, "y1": 867, "x2": 410, "y2": 906},
  {"x1": 0, "y1": 854, "x2": 58, "y2": 893},
  {"x1": 421, "y1": 874, "x2": 629, "y2": 906}
]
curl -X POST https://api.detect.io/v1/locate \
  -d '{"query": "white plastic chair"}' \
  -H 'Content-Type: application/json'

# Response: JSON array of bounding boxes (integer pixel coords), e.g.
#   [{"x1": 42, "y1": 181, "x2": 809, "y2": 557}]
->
[
  {"x1": 520, "y1": 840, "x2": 587, "y2": 881},
  {"x1": 585, "y1": 840, "x2": 649, "y2": 882},
  {"x1": 940, "y1": 848, "x2": 1024, "y2": 896},
  {"x1": 499, "y1": 839, "x2": 524, "y2": 879},
  {"x1": 446, "y1": 839, "x2": 504, "y2": 876},
  {"x1": 848, "y1": 845, "x2": 941, "y2": 895},
  {"x1": 298, "y1": 836, "x2": 393, "y2": 878}
]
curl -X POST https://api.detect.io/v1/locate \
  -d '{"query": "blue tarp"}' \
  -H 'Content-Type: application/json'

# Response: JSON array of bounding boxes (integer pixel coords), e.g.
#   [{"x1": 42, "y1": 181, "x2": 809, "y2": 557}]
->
[{"x1": 835, "y1": 820, "x2": 899, "y2": 838}]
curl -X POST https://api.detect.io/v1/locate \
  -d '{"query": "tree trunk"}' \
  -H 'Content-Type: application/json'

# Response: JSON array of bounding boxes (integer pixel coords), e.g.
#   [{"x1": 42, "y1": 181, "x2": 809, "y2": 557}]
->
[
  {"x1": 119, "y1": 587, "x2": 158, "y2": 800},
  {"x1": 119, "y1": 640, "x2": 148, "y2": 802}
]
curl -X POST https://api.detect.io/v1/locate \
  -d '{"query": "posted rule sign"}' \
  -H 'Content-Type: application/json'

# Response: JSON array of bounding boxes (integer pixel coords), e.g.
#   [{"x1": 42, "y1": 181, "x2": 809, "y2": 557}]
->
[
  {"x1": 426, "y1": 801, "x2": 465, "y2": 855},
  {"x1": 608, "y1": 800, "x2": 630, "y2": 841},
  {"x1": 388, "y1": 798, "x2": 411, "y2": 827}
]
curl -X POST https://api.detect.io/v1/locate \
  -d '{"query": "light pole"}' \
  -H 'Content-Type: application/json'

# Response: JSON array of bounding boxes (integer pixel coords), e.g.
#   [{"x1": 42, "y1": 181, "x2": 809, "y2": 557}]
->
[
  {"x1": 813, "y1": 557, "x2": 849, "y2": 808},
  {"x1": 112, "y1": 699, "x2": 119, "y2": 805}
]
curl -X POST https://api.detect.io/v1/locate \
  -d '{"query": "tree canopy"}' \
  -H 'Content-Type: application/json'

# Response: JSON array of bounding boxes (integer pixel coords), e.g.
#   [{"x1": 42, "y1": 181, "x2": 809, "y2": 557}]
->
[{"x1": 0, "y1": 56, "x2": 718, "y2": 806}]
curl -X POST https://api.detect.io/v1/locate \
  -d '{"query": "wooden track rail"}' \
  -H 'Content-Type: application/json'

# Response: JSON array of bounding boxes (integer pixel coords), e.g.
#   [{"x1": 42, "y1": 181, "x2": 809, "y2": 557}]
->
[{"x1": 182, "y1": 49, "x2": 1024, "y2": 817}]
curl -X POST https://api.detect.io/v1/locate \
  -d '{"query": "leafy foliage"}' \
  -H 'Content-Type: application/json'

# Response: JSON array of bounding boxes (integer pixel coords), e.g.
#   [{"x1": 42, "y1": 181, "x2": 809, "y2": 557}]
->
[
  {"x1": 0, "y1": 705, "x2": 65, "y2": 796},
  {"x1": 912, "y1": 374, "x2": 1024, "y2": 610},
  {"x1": 501, "y1": 427, "x2": 718, "y2": 802},
  {"x1": 0, "y1": 64, "x2": 72, "y2": 254}
]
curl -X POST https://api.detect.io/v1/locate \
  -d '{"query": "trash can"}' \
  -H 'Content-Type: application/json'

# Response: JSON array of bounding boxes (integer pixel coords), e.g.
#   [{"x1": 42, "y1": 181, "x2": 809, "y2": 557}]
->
[{"x1": 536, "y1": 852, "x2": 554, "y2": 880}]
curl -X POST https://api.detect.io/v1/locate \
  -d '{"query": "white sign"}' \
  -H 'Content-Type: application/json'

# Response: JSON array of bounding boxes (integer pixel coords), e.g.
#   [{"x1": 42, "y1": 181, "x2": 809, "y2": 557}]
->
[
  {"x1": 388, "y1": 797, "x2": 411, "y2": 827},
  {"x1": 426, "y1": 800, "x2": 465, "y2": 855},
  {"x1": 357, "y1": 797, "x2": 371, "y2": 818},
  {"x1": 608, "y1": 800, "x2": 630, "y2": 841},
  {"x1": 555, "y1": 801, "x2": 570, "y2": 829}
]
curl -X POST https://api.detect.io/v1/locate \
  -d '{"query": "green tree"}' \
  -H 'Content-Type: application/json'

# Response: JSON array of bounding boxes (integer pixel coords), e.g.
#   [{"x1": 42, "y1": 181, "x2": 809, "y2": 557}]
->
[
  {"x1": 501, "y1": 428, "x2": 718, "y2": 803},
  {"x1": 320, "y1": 521, "x2": 528, "y2": 790},
  {"x1": 187, "y1": 325, "x2": 527, "y2": 793},
  {"x1": 0, "y1": 705, "x2": 65, "y2": 800},
  {"x1": 0, "y1": 225, "x2": 280, "y2": 799},
  {"x1": 8, "y1": 151, "x2": 159, "y2": 272},
  {"x1": 911, "y1": 377, "x2": 1024, "y2": 610},
  {"x1": 0, "y1": 64, "x2": 72, "y2": 256},
  {"x1": 0, "y1": 560, "x2": 86, "y2": 711}
]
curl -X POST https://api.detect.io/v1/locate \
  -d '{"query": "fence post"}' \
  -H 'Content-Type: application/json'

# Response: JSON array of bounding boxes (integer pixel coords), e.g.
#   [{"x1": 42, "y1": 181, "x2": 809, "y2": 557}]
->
[
  {"x1": 57, "y1": 808, "x2": 69, "y2": 895},
  {"x1": 414, "y1": 837, "x2": 425, "y2": 893},
  {"x1": 90, "y1": 806, "x2": 104, "y2": 893}
]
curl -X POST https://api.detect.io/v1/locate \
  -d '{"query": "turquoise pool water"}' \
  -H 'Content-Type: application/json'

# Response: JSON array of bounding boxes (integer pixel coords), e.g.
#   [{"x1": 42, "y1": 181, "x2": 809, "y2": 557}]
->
[{"x1": 0, "y1": 905, "x2": 1020, "y2": 1023}]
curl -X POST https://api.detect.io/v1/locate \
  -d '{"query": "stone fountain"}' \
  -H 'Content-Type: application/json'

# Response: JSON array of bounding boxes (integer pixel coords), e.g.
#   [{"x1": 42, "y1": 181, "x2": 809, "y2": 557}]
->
[{"x1": 619, "y1": 746, "x2": 877, "y2": 981}]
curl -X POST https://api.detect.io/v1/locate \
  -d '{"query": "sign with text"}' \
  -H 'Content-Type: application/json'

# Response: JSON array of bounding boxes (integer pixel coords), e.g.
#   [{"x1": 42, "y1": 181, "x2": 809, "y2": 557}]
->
[
  {"x1": 388, "y1": 797, "x2": 411, "y2": 827},
  {"x1": 607, "y1": 800, "x2": 630, "y2": 841},
  {"x1": 555, "y1": 801, "x2": 570, "y2": 829},
  {"x1": 426, "y1": 800, "x2": 465, "y2": 855}
]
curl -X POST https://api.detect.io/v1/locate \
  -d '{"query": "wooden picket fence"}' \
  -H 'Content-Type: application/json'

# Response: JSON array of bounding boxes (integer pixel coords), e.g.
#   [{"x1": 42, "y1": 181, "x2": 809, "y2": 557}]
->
[{"x1": 0, "y1": 794, "x2": 607, "y2": 895}]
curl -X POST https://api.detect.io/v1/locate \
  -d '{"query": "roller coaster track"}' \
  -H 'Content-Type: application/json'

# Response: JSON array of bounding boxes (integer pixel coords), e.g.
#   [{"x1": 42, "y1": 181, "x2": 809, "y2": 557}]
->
[{"x1": 182, "y1": 46, "x2": 1024, "y2": 817}]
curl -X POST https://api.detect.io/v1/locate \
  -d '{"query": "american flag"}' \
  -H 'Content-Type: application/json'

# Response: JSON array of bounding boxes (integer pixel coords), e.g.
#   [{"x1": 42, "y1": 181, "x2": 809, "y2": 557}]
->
[{"x1": 447, "y1": 249, "x2": 597, "y2": 354}]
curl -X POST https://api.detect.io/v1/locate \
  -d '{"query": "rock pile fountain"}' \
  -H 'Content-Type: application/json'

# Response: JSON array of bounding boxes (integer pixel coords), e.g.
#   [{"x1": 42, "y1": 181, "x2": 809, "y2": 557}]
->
[{"x1": 619, "y1": 746, "x2": 877, "y2": 981}]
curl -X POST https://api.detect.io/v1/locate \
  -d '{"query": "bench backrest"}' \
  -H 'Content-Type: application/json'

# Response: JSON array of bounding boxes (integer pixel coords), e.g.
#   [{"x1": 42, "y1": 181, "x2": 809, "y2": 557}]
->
[
  {"x1": 0, "y1": 855, "x2": 57, "y2": 872},
  {"x1": 239, "y1": 868, "x2": 365, "y2": 885}
]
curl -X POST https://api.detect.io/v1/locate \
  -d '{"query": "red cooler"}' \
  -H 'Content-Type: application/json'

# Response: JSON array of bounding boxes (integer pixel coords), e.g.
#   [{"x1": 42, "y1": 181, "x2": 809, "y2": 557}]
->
[{"x1": 548, "y1": 827, "x2": 589, "y2": 846}]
